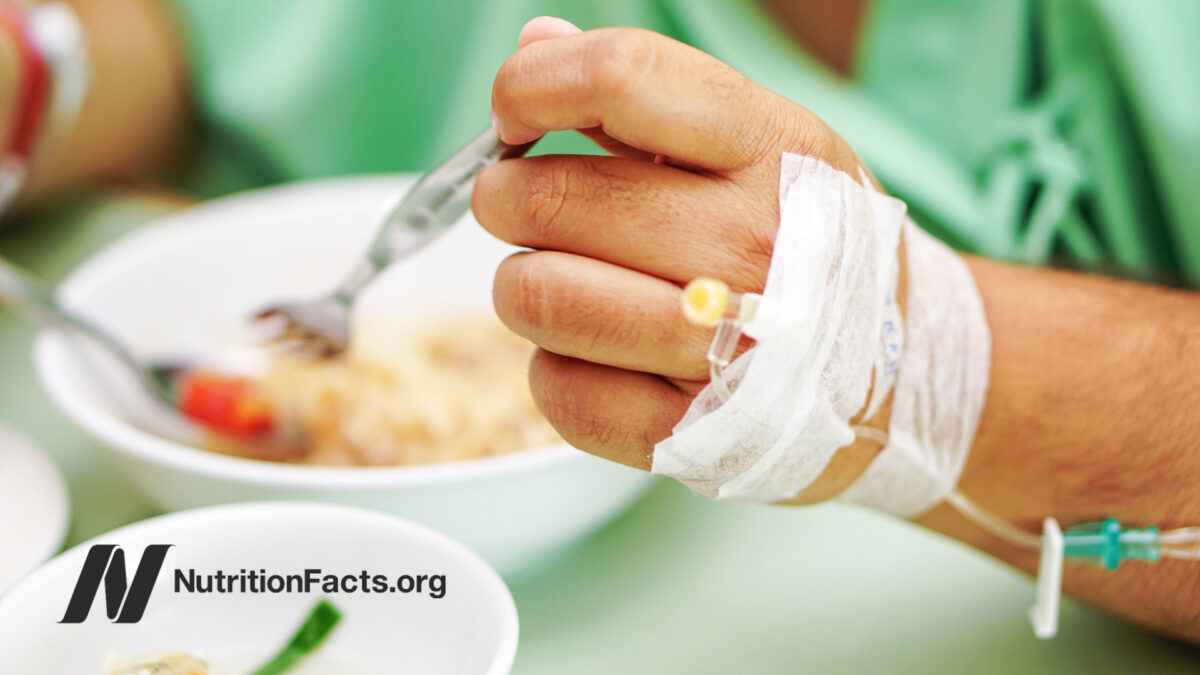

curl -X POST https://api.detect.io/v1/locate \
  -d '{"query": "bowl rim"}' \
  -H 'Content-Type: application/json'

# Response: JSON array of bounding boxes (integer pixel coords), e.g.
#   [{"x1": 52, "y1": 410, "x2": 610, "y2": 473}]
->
[
  {"x1": 31, "y1": 174, "x2": 582, "y2": 489},
  {"x1": 36, "y1": 327, "x2": 578, "y2": 488},
  {"x1": 0, "y1": 501, "x2": 520, "y2": 674}
]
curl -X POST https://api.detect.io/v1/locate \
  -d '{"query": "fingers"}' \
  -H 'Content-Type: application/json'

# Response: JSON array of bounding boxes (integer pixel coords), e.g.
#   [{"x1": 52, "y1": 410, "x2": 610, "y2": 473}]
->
[
  {"x1": 473, "y1": 154, "x2": 775, "y2": 290},
  {"x1": 514, "y1": 19, "x2": 656, "y2": 161},
  {"x1": 528, "y1": 348, "x2": 690, "y2": 470},
  {"x1": 491, "y1": 27, "x2": 791, "y2": 172},
  {"x1": 575, "y1": 126, "x2": 658, "y2": 162},
  {"x1": 517, "y1": 16, "x2": 581, "y2": 48},
  {"x1": 494, "y1": 250, "x2": 713, "y2": 380}
]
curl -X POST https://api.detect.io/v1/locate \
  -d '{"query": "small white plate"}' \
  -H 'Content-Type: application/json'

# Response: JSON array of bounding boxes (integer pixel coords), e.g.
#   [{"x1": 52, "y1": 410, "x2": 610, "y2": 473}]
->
[
  {"x1": 0, "y1": 502, "x2": 518, "y2": 674},
  {"x1": 0, "y1": 422, "x2": 69, "y2": 596}
]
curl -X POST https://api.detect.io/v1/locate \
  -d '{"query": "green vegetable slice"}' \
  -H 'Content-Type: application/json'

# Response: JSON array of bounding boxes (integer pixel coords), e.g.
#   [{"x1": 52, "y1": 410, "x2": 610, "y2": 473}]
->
[{"x1": 249, "y1": 599, "x2": 342, "y2": 675}]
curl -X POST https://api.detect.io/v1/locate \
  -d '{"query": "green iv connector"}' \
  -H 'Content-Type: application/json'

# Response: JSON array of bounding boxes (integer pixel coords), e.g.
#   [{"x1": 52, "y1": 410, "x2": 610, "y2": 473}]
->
[{"x1": 1062, "y1": 518, "x2": 1159, "y2": 570}]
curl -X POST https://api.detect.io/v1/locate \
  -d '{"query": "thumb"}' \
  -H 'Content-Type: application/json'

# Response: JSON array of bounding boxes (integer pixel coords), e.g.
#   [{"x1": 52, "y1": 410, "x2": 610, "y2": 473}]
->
[{"x1": 517, "y1": 16, "x2": 581, "y2": 49}]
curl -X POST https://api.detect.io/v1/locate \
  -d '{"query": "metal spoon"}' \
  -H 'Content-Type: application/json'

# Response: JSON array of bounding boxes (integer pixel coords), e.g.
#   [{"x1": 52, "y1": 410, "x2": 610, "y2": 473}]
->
[{"x1": 0, "y1": 256, "x2": 183, "y2": 408}]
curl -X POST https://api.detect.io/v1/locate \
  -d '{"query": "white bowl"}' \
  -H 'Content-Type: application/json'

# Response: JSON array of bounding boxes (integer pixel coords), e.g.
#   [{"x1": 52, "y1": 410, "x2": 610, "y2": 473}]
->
[
  {"x1": 0, "y1": 502, "x2": 518, "y2": 674},
  {"x1": 0, "y1": 422, "x2": 69, "y2": 596},
  {"x1": 34, "y1": 175, "x2": 654, "y2": 572}
]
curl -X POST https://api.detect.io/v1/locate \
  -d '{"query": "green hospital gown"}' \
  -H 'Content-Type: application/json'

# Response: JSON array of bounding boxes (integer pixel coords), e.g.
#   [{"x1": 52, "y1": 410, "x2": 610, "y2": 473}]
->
[{"x1": 168, "y1": 0, "x2": 1200, "y2": 284}]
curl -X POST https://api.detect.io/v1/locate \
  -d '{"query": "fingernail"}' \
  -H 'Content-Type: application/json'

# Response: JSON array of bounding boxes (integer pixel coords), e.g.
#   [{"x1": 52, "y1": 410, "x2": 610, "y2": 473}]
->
[
  {"x1": 491, "y1": 112, "x2": 541, "y2": 145},
  {"x1": 491, "y1": 111, "x2": 506, "y2": 141}
]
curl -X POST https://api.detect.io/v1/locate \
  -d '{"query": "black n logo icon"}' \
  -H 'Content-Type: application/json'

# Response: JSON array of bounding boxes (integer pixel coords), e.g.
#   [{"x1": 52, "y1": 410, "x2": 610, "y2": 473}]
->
[{"x1": 59, "y1": 544, "x2": 172, "y2": 623}]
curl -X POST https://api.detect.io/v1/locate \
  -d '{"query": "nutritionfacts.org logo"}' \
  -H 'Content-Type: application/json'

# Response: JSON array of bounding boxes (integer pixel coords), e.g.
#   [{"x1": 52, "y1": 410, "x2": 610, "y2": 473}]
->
[
  {"x1": 60, "y1": 544, "x2": 172, "y2": 624},
  {"x1": 174, "y1": 568, "x2": 447, "y2": 596},
  {"x1": 60, "y1": 544, "x2": 448, "y2": 624}
]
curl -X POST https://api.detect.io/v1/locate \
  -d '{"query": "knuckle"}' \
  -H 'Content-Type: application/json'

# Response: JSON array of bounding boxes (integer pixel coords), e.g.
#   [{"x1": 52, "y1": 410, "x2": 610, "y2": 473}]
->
[
  {"x1": 739, "y1": 97, "x2": 834, "y2": 172},
  {"x1": 739, "y1": 223, "x2": 778, "y2": 288},
  {"x1": 777, "y1": 105, "x2": 841, "y2": 166},
  {"x1": 530, "y1": 358, "x2": 613, "y2": 449},
  {"x1": 744, "y1": 98, "x2": 794, "y2": 165},
  {"x1": 711, "y1": 187, "x2": 776, "y2": 292},
  {"x1": 676, "y1": 337, "x2": 717, "y2": 380},
  {"x1": 697, "y1": 58, "x2": 752, "y2": 95},
  {"x1": 506, "y1": 254, "x2": 555, "y2": 333},
  {"x1": 584, "y1": 28, "x2": 658, "y2": 98},
  {"x1": 724, "y1": 238, "x2": 773, "y2": 293},
  {"x1": 522, "y1": 160, "x2": 573, "y2": 241}
]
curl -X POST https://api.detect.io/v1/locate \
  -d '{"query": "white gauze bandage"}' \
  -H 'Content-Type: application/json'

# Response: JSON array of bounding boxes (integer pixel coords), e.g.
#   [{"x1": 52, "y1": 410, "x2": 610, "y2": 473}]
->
[
  {"x1": 651, "y1": 153, "x2": 991, "y2": 515},
  {"x1": 837, "y1": 222, "x2": 991, "y2": 516}
]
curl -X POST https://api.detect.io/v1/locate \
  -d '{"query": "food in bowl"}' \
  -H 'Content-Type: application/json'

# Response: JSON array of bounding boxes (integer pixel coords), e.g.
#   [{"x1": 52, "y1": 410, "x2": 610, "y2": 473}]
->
[
  {"x1": 103, "y1": 600, "x2": 341, "y2": 675},
  {"x1": 182, "y1": 314, "x2": 560, "y2": 466},
  {"x1": 33, "y1": 178, "x2": 655, "y2": 572}
]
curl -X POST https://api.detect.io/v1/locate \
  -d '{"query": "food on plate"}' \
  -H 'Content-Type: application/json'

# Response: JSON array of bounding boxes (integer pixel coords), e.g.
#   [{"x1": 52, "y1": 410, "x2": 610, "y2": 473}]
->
[
  {"x1": 184, "y1": 315, "x2": 560, "y2": 466},
  {"x1": 102, "y1": 651, "x2": 219, "y2": 675},
  {"x1": 102, "y1": 600, "x2": 341, "y2": 675},
  {"x1": 247, "y1": 599, "x2": 341, "y2": 675}
]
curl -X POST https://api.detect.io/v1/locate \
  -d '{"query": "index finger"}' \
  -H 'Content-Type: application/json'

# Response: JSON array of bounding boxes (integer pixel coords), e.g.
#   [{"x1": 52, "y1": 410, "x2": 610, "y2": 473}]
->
[{"x1": 491, "y1": 27, "x2": 796, "y2": 172}]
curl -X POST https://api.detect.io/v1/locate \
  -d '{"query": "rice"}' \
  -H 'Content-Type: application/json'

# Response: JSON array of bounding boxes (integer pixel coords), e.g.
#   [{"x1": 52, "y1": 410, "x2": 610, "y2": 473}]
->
[{"x1": 251, "y1": 315, "x2": 560, "y2": 466}]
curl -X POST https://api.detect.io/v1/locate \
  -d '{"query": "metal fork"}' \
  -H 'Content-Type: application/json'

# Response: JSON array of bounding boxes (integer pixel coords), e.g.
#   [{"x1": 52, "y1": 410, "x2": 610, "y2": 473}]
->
[
  {"x1": 256, "y1": 126, "x2": 538, "y2": 356},
  {"x1": 0, "y1": 256, "x2": 182, "y2": 408}
]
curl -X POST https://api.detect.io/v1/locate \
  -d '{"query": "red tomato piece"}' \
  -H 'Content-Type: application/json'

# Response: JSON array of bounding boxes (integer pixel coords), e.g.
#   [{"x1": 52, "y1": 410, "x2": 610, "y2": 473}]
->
[{"x1": 177, "y1": 371, "x2": 274, "y2": 437}]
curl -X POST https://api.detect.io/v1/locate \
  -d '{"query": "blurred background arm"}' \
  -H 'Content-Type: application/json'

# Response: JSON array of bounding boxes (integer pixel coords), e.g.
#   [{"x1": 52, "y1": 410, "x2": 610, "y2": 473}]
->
[
  {"x1": 758, "y1": 0, "x2": 866, "y2": 75},
  {"x1": 3, "y1": 0, "x2": 188, "y2": 210}
]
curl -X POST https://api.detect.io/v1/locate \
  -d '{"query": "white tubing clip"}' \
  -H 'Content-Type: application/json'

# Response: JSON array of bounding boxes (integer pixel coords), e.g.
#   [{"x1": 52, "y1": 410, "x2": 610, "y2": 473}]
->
[{"x1": 1030, "y1": 517, "x2": 1064, "y2": 639}]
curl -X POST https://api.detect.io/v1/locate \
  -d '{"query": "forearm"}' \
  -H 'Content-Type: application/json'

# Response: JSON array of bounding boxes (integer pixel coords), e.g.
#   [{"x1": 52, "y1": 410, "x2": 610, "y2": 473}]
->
[
  {"x1": 5, "y1": 0, "x2": 188, "y2": 207},
  {"x1": 0, "y1": 21, "x2": 16, "y2": 152},
  {"x1": 915, "y1": 256, "x2": 1200, "y2": 639}
]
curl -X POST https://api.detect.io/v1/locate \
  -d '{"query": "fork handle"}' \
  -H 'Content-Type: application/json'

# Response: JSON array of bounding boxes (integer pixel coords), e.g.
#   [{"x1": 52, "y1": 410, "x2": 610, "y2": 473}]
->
[{"x1": 337, "y1": 126, "x2": 539, "y2": 299}]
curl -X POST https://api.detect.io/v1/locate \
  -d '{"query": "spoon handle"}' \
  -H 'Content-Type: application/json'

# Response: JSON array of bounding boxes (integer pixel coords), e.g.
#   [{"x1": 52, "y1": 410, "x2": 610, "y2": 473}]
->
[
  {"x1": 0, "y1": 255, "x2": 160, "y2": 397},
  {"x1": 0, "y1": 256, "x2": 71, "y2": 328}
]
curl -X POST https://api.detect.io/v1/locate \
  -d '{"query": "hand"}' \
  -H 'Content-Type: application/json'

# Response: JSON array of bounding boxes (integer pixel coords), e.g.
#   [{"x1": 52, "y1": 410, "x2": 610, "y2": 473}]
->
[{"x1": 474, "y1": 17, "x2": 891, "y2": 502}]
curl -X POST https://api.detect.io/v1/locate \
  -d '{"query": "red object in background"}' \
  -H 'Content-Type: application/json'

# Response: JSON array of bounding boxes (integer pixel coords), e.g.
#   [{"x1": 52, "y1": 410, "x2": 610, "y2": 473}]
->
[
  {"x1": 0, "y1": 0, "x2": 50, "y2": 161},
  {"x1": 177, "y1": 372, "x2": 275, "y2": 437}
]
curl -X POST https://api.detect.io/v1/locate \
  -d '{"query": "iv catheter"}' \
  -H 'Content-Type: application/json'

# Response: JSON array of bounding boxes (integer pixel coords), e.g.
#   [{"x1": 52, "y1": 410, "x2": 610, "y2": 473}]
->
[{"x1": 680, "y1": 276, "x2": 1200, "y2": 637}]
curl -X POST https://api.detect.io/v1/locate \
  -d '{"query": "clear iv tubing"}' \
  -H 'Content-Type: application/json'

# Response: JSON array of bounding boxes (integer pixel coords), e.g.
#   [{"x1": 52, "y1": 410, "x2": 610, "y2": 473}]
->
[
  {"x1": 840, "y1": 425, "x2": 1047, "y2": 550},
  {"x1": 681, "y1": 277, "x2": 1200, "y2": 561},
  {"x1": 1159, "y1": 528, "x2": 1200, "y2": 560}
]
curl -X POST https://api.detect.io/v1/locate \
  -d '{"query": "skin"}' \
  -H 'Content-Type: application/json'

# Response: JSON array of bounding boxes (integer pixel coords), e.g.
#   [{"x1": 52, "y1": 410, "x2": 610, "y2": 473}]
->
[
  {"x1": 759, "y1": 0, "x2": 867, "y2": 75},
  {"x1": 922, "y1": 258, "x2": 1200, "y2": 640},
  {"x1": 2, "y1": 4, "x2": 1197, "y2": 643},
  {"x1": 477, "y1": 17, "x2": 1200, "y2": 641},
  {"x1": 0, "y1": 24, "x2": 16, "y2": 153},
  {"x1": 0, "y1": 0, "x2": 187, "y2": 209}
]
